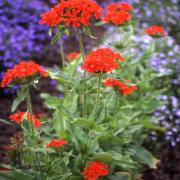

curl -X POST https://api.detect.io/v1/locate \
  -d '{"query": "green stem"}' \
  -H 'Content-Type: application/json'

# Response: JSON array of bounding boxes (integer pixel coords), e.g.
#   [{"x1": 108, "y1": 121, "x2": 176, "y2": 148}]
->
[
  {"x1": 109, "y1": 94, "x2": 118, "y2": 144},
  {"x1": 26, "y1": 87, "x2": 35, "y2": 138},
  {"x1": 92, "y1": 74, "x2": 102, "y2": 119},
  {"x1": 83, "y1": 74, "x2": 101, "y2": 169},
  {"x1": 59, "y1": 33, "x2": 65, "y2": 69},
  {"x1": 77, "y1": 28, "x2": 87, "y2": 118},
  {"x1": 26, "y1": 87, "x2": 44, "y2": 180}
]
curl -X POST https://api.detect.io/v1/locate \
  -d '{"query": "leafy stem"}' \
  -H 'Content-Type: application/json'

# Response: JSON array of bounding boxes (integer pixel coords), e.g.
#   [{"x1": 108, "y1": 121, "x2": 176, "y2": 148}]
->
[
  {"x1": 91, "y1": 74, "x2": 102, "y2": 120},
  {"x1": 77, "y1": 28, "x2": 87, "y2": 118},
  {"x1": 83, "y1": 74, "x2": 102, "y2": 168},
  {"x1": 26, "y1": 86, "x2": 44, "y2": 180},
  {"x1": 59, "y1": 31, "x2": 65, "y2": 69},
  {"x1": 26, "y1": 87, "x2": 35, "y2": 138}
]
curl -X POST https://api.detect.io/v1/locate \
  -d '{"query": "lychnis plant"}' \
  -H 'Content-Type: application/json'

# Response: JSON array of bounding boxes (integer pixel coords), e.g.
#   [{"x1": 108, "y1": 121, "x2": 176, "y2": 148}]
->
[{"x1": 0, "y1": 1, "x2": 167, "y2": 180}]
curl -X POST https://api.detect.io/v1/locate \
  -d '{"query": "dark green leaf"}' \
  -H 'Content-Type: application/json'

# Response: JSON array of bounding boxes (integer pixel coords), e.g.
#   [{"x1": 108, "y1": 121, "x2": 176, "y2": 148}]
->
[
  {"x1": 73, "y1": 118, "x2": 95, "y2": 129},
  {"x1": 83, "y1": 27, "x2": 97, "y2": 39},
  {"x1": 50, "y1": 32, "x2": 61, "y2": 45},
  {"x1": 110, "y1": 172, "x2": 131, "y2": 180},
  {"x1": 143, "y1": 119, "x2": 166, "y2": 132},
  {"x1": 94, "y1": 21, "x2": 106, "y2": 26},
  {"x1": 0, "y1": 171, "x2": 35, "y2": 180},
  {"x1": 92, "y1": 152, "x2": 113, "y2": 161},
  {"x1": 129, "y1": 146, "x2": 159, "y2": 169},
  {"x1": 11, "y1": 88, "x2": 27, "y2": 112},
  {"x1": 0, "y1": 119, "x2": 11, "y2": 125}
]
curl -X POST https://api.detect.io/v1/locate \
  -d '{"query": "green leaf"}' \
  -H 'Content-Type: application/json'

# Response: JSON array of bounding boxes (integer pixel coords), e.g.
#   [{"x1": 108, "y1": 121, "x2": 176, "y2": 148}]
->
[
  {"x1": 0, "y1": 171, "x2": 35, "y2": 180},
  {"x1": 129, "y1": 146, "x2": 159, "y2": 169},
  {"x1": 139, "y1": 44, "x2": 155, "y2": 62},
  {"x1": 51, "y1": 158, "x2": 68, "y2": 174},
  {"x1": 65, "y1": 54, "x2": 82, "y2": 76},
  {"x1": 0, "y1": 119, "x2": 11, "y2": 125},
  {"x1": 73, "y1": 118, "x2": 95, "y2": 129},
  {"x1": 94, "y1": 21, "x2": 106, "y2": 26},
  {"x1": 92, "y1": 152, "x2": 113, "y2": 161},
  {"x1": 41, "y1": 93, "x2": 62, "y2": 109},
  {"x1": 52, "y1": 109, "x2": 69, "y2": 138},
  {"x1": 11, "y1": 87, "x2": 27, "y2": 112},
  {"x1": 83, "y1": 27, "x2": 97, "y2": 39},
  {"x1": 89, "y1": 138, "x2": 99, "y2": 153},
  {"x1": 21, "y1": 114, "x2": 31, "y2": 133},
  {"x1": 143, "y1": 119, "x2": 166, "y2": 132},
  {"x1": 47, "y1": 68, "x2": 76, "y2": 86},
  {"x1": 126, "y1": 124, "x2": 143, "y2": 134},
  {"x1": 50, "y1": 32, "x2": 61, "y2": 45},
  {"x1": 68, "y1": 121, "x2": 88, "y2": 152},
  {"x1": 110, "y1": 172, "x2": 131, "y2": 180},
  {"x1": 64, "y1": 29, "x2": 70, "y2": 36},
  {"x1": 60, "y1": 173, "x2": 72, "y2": 180}
]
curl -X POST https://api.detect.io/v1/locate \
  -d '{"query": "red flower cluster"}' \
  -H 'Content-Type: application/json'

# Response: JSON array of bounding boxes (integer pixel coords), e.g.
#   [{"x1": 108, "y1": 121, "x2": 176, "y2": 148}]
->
[
  {"x1": 67, "y1": 52, "x2": 79, "y2": 60},
  {"x1": 40, "y1": 0, "x2": 102, "y2": 27},
  {"x1": 104, "y1": 2, "x2": 133, "y2": 26},
  {"x1": 104, "y1": 78, "x2": 137, "y2": 95},
  {"x1": 145, "y1": 25, "x2": 167, "y2": 37},
  {"x1": 8, "y1": 111, "x2": 42, "y2": 128},
  {"x1": 46, "y1": 139, "x2": 68, "y2": 148},
  {"x1": 39, "y1": 7, "x2": 61, "y2": 27},
  {"x1": 1, "y1": 61, "x2": 48, "y2": 88},
  {"x1": 82, "y1": 161, "x2": 109, "y2": 180},
  {"x1": 81, "y1": 48, "x2": 124, "y2": 73}
]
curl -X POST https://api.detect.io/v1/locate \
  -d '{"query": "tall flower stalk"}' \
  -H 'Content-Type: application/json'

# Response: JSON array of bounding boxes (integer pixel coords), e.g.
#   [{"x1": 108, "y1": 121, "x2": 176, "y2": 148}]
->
[
  {"x1": 26, "y1": 87, "x2": 35, "y2": 138},
  {"x1": 59, "y1": 35, "x2": 65, "y2": 69},
  {"x1": 83, "y1": 74, "x2": 102, "y2": 169},
  {"x1": 57, "y1": 26, "x2": 65, "y2": 69},
  {"x1": 26, "y1": 86, "x2": 44, "y2": 180},
  {"x1": 77, "y1": 29, "x2": 87, "y2": 118}
]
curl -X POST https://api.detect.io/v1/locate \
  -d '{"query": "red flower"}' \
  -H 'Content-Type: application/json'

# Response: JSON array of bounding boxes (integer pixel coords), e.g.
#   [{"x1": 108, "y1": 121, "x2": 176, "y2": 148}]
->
[
  {"x1": 81, "y1": 48, "x2": 124, "y2": 73},
  {"x1": 107, "y1": 2, "x2": 133, "y2": 12},
  {"x1": 118, "y1": 2, "x2": 133, "y2": 11},
  {"x1": 145, "y1": 25, "x2": 167, "y2": 37},
  {"x1": 67, "y1": 52, "x2": 80, "y2": 60},
  {"x1": 8, "y1": 111, "x2": 42, "y2": 128},
  {"x1": 40, "y1": 0, "x2": 102, "y2": 27},
  {"x1": 82, "y1": 161, "x2": 109, "y2": 180},
  {"x1": 46, "y1": 139, "x2": 68, "y2": 148},
  {"x1": 1, "y1": 61, "x2": 48, "y2": 88},
  {"x1": 104, "y1": 2, "x2": 133, "y2": 26},
  {"x1": 39, "y1": 7, "x2": 62, "y2": 27},
  {"x1": 104, "y1": 78, "x2": 137, "y2": 95}
]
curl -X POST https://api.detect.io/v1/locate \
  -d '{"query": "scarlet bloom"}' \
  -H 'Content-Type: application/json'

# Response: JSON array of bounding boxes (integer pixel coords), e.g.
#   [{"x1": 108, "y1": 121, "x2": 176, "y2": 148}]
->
[
  {"x1": 67, "y1": 52, "x2": 80, "y2": 60},
  {"x1": 107, "y1": 2, "x2": 133, "y2": 12},
  {"x1": 104, "y1": 2, "x2": 133, "y2": 26},
  {"x1": 46, "y1": 139, "x2": 68, "y2": 148},
  {"x1": 82, "y1": 161, "x2": 109, "y2": 180},
  {"x1": 39, "y1": 7, "x2": 61, "y2": 27},
  {"x1": 145, "y1": 25, "x2": 167, "y2": 37},
  {"x1": 81, "y1": 48, "x2": 124, "y2": 73},
  {"x1": 8, "y1": 111, "x2": 42, "y2": 128},
  {"x1": 104, "y1": 78, "x2": 137, "y2": 95},
  {"x1": 1, "y1": 61, "x2": 48, "y2": 88},
  {"x1": 40, "y1": 0, "x2": 102, "y2": 27}
]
